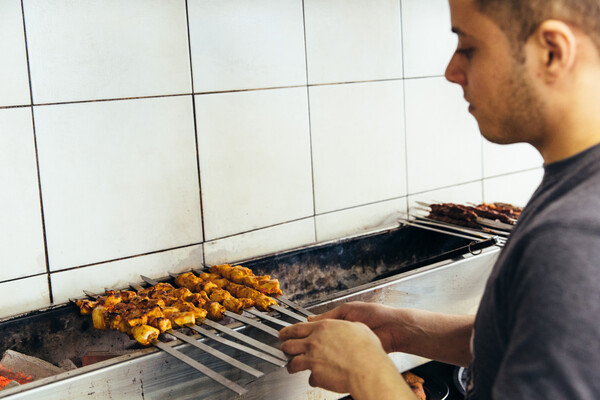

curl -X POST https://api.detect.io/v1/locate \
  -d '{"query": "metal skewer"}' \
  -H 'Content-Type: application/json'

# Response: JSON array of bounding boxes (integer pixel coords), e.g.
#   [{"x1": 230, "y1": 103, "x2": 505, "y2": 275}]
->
[
  {"x1": 244, "y1": 309, "x2": 292, "y2": 327},
  {"x1": 222, "y1": 311, "x2": 280, "y2": 338},
  {"x1": 185, "y1": 323, "x2": 286, "y2": 367},
  {"x1": 89, "y1": 289, "x2": 263, "y2": 377},
  {"x1": 275, "y1": 295, "x2": 314, "y2": 318},
  {"x1": 78, "y1": 291, "x2": 250, "y2": 395},
  {"x1": 192, "y1": 268, "x2": 309, "y2": 323},
  {"x1": 166, "y1": 272, "x2": 292, "y2": 327},
  {"x1": 269, "y1": 305, "x2": 308, "y2": 323},
  {"x1": 165, "y1": 329, "x2": 263, "y2": 378},
  {"x1": 152, "y1": 340, "x2": 247, "y2": 396},
  {"x1": 140, "y1": 275, "x2": 282, "y2": 339},
  {"x1": 128, "y1": 282, "x2": 286, "y2": 365},
  {"x1": 199, "y1": 318, "x2": 288, "y2": 361}
]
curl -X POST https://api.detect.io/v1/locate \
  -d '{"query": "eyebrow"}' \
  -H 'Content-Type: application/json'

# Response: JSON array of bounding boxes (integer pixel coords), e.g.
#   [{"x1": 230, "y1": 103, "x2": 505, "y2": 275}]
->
[{"x1": 451, "y1": 27, "x2": 471, "y2": 37}]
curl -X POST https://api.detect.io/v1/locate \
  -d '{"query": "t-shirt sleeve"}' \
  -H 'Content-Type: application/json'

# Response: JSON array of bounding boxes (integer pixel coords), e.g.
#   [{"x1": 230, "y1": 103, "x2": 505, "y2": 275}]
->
[{"x1": 492, "y1": 225, "x2": 600, "y2": 399}]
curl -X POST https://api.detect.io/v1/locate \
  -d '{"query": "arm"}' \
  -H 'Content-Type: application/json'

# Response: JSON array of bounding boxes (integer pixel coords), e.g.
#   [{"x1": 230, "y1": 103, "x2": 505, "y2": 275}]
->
[{"x1": 311, "y1": 302, "x2": 474, "y2": 367}]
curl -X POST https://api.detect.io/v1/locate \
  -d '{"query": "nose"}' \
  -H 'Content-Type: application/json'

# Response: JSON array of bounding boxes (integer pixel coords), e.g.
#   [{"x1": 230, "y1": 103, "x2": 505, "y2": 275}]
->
[{"x1": 445, "y1": 52, "x2": 467, "y2": 86}]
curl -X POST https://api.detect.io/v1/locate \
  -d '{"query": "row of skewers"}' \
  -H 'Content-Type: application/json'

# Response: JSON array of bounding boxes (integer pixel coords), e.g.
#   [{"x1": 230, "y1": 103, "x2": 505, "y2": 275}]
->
[
  {"x1": 396, "y1": 201, "x2": 523, "y2": 247},
  {"x1": 73, "y1": 264, "x2": 312, "y2": 395}
]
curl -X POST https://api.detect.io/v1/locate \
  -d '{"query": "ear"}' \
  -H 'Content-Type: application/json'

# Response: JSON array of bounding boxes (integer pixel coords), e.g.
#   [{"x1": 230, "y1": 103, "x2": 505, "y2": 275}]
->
[{"x1": 530, "y1": 20, "x2": 577, "y2": 82}]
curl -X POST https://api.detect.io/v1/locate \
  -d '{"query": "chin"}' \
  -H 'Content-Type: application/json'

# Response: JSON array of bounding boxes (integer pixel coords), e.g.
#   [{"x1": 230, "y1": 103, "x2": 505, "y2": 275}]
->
[
  {"x1": 478, "y1": 127, "x2": 514, "y2": 145},
  {"x1": 480, "y1": 130, "x2": 525, "y2": 145}
]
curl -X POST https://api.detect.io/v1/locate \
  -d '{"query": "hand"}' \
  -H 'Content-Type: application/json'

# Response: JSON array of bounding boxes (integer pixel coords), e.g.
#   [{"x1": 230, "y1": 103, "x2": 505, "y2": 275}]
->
[
  {"x1": 279, "y1": 319, "x2": 412, "y2": 399},
  {"x1": 309, "y1": 301, "x2": 410, "y2": 353},
  {"x1": 309, "y1": 302, "x2": 475, "y2": 367}
]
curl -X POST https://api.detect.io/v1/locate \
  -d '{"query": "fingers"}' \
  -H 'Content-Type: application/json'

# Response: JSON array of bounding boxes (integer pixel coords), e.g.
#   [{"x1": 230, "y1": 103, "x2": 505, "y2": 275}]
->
[
  {"x1": 286, "y1": 354, "x2": 311, "y2": 374},
  {"x1": 278, "y1": 321, "x2": 314, "y2": 341},
  {"x1": 279, "y1": 337, "x2": 312, "y2": 356}
]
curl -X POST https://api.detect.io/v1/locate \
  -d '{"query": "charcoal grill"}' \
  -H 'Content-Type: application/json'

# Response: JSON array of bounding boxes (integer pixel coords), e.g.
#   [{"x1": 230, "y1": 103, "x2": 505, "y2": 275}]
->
[{"x1": 0, "y1": 224, "x2": 501, "y2": 399}]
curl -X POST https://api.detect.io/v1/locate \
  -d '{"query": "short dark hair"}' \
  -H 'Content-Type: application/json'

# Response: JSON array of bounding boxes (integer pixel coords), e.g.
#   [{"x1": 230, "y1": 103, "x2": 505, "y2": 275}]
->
[{"x1": 475, "y1": 0, "x2": 600, "y2": 54}]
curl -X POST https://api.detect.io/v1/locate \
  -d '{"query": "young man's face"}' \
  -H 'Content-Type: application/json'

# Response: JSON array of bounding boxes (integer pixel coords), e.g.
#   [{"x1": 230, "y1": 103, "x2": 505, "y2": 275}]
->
[{"x1": 445, "y1": 0, "x2": 546, "y2": 146}]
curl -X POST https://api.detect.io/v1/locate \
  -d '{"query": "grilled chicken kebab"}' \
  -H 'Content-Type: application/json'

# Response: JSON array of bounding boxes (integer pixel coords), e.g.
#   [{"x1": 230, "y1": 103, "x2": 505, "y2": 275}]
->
[{"x1": 75, "y1": 264, "x2": 283, "y2": 346}]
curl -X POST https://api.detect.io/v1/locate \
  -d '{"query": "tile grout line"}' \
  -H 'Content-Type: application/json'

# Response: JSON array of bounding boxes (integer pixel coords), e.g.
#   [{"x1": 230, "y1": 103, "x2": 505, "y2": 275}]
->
[
  {"x1": 0, "y1": 77, "x2": 436, "y2": 111},
  {"x1": 20, "y1": 0, "x2": 53, "y2": 303},
  {"x1": 301, "y1": 0, "x2": 318, "y2": 243},
  {"x1": 399, "y1": 0, "x2": 411, "y2": 216},
  {"x1": 183, "y1": 0, "x2": 206, "y2": 266},
  {"x1": 46, "y1": 242, "x2": 206, "y2": 275}
]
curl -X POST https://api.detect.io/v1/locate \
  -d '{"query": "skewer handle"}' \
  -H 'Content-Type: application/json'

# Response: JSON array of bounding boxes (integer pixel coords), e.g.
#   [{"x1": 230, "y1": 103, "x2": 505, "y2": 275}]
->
[
  {"x1": 152, "y1": 340, "x2": 248, "y2": 396},
  {"x1": 244, "y1": 308, "x2": 292, "y2": 328},
  {"x1": 275, "y1": 295, "x2": 314, "y2": 317},
  {"x1": 187, "y1": 324, "x2": 286, "y2": 367},
  {"x1": 166, "y1": 329, "x2": 263, "y2": 378}
]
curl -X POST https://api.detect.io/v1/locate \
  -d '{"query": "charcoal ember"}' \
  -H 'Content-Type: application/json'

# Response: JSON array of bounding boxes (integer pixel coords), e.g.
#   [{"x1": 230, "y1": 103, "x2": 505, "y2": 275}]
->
[{"x1": 0, "y1": 350, "x2": 63, "y2": 381}]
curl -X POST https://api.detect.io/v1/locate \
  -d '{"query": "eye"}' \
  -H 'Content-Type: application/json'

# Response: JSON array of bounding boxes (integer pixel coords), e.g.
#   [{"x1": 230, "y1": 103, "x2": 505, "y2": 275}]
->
[{"x1": 456, "y1": 47, "x2": 475, "y2": 60}]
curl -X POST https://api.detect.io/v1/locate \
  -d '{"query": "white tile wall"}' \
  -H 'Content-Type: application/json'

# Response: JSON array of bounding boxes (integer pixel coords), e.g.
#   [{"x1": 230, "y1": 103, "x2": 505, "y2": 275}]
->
[
  {"x1": 0, "y1": 0, "x2": 30, "y2": 107},
  {"x1": 315, "y1": 198, "x2": 407, "y2": 243},
  {"x1": 0, "y1": 0, "x2": 545, "y2": 318},
  {"x1": 34, "y1": 96, "x2": 202, "y2": 271},
  {"x1": 310, "y1": 80, "x2": 407, "y2": 214},
  {"x1": 0, "y1": 276, "x2": 50, "y2": 316},
  {"x1": 0, "y1": 108, "x2": 45, "y2": 281},
  {"x1": 401, "y1": 0, "x2": 456, "y2": 78},
  {"x1": 408, "y1": 181, "x2": 483, "y2": 213},
  {"x1": 195, "y1": 88, "x2": 313, "y2": 240},
  {"x1": 304, "y1": 0, "x2": 403, "y2": 84},
  {"x1": 484, "y1": 169, "x2": 544, "y2": 208},
  {"x1": 404, "y1": 77, "x2": 482, "y2": 194},
  {"x1": 188, "y1": 0, "x2": 306, "y2": 92},
  {"x1": 482, "y1": 140, "x2": 543, "y2": 178},
  {"x1": 23, "y1": 0, "x2": 191, "y2": 104},
  {"x1": 204, "y1": 219, "x2": 315, "y2": 266},
  {"x1": 51, "y1": 244, "x2": 203, "y2": 304}
]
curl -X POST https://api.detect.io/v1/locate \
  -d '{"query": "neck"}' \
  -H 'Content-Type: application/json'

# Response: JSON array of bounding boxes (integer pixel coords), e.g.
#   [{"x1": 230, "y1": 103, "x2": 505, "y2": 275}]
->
[{"x1": 535, "y1": 75, "x2": 600, "y2": 164}]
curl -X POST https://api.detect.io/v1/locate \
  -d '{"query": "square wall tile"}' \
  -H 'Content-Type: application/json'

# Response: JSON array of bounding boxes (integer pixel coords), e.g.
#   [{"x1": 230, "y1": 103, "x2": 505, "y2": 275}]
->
[
  {"x1": 483, "y1": 168, "x2": 544, "y2": 208},
  {"x1": 51, "y1": 245, "x2": 203, "y2": 304},
  {"x1": 34, "y1": 96, "x2": 202, "y2": 271},
  {"x1": 0, "y1": 276, "x2": 50, "y2": 319},
  {"x1": 204, "y1": 219, "x2": 315, "y2": 265},
  {"x1": 0, "y1": 108, "x2": 46, "y2": 281},
  {"x1": 0, "y1": 0, "x2": 30, "y2": 107},
  {"x1": 401, "y1": 0, "x2": 456, "y2": 78},
  {"x1": 407, "y1": 181, "x2": 483, "y2": 215},
  {"x1": 23, "y1": 0, "x2": 191, "y2": 104},
  {"x1": 188, "y1": 0, "x2": 306, "y2": 92},
  {"x1": 483, "y1": 140, "x2": 543, "y2": 178},
  {"x1": 405, "y1": 77, "x2": 482, "y2": 194},
  {"x1": 304, "y1": 0, "x2": 403, "y2": 84},
  {"x1": 196, "y1": 88, "x2": 313, "y2": 240},
  {"x1": 310, "y1": 81, "x2": 407, "y2": 214},
  {"x1": 316, "y1": 198, "x2": 407, "y2": 243}
]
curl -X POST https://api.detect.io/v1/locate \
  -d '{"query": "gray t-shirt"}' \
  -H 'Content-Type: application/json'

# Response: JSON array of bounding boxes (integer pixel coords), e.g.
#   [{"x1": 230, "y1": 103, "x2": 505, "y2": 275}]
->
[{"x1": 466, "y1": 143, "x2": 600, "y2": 399}]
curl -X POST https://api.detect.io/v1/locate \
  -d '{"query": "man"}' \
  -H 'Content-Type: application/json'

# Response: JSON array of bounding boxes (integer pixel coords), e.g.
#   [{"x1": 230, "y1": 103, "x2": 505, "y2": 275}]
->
[{"x1": 279, "y1": 0, "x2": 600, "y2": 398}]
